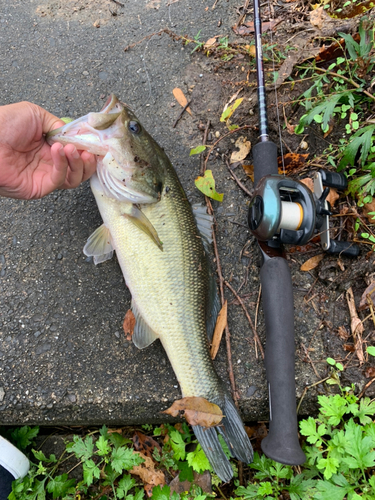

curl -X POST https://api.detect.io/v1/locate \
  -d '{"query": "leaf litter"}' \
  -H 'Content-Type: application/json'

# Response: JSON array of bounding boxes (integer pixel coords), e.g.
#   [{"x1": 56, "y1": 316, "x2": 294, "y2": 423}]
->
[{"x1": 163, "y1": 397, "x2": 223, "y2": 428}]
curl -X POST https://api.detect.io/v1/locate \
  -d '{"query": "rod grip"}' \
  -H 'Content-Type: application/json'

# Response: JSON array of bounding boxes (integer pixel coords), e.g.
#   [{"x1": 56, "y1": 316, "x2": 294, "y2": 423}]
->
[
  {"x1": 260, "y1": 256, "x2": 306, "y2": 465},
  {"x1": 253, "y1": 141, "x2": 278, "y2": 186}
]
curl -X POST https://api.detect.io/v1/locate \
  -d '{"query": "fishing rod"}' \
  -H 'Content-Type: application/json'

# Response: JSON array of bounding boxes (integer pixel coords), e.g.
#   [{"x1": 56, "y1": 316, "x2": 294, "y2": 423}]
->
[{"x1": 248, "y1": 0, "x2": 359, "y2": 466}]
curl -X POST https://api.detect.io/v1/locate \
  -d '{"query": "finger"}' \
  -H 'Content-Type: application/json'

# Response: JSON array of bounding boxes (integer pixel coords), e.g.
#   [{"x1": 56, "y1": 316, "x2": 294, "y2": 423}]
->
[
  {"x1": 49, "y1": 142, "x2": 69, "y2": 190},
  {"x1": 63, "y1": 144, "x2": 85, "y2": 188},
  {"x1": 80, "y1": 151, "x2": 97, "y2": 182}
]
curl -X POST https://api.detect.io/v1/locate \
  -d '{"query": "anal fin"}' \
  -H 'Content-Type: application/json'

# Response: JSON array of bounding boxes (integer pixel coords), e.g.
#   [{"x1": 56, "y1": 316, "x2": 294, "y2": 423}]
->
[{"x1": 131, "y1": 300, "x2": 159, "y2": 349}]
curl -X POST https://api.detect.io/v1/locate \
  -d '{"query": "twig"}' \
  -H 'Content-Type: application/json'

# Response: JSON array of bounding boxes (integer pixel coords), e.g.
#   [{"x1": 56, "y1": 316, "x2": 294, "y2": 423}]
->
[
  {"x1": 200, "y1": 120, "x2": 211, "y2": 175},
  {"x1": 212, "y1": 0, "x2": 220, "y2": 8},
  {"x1": 358, "y1": 377, "x2": 375, "y2": 399},
  {"x1": 172, "y1": 100, "x2": 192, "y2": 128},
  {"x1": 111, "y1": 0, "x2": 124, "y2": 5},
  {"x1": 234, "y1": 0, "x2": 251, "y2": 30},
  {"x1": 224, "y1": 280, "x2": 264, "y2": 359},
  {"x1": 206, "y1": 198, "x2": 240, "y2": 404},
  {"x1": 224, "y1": 158, "x2": 253, "y2": 197},
  {"x1": 299, "y1": 65, "x2": 375, "y2": 102},
  {"x1": 301, "y1": 343, "x2": 320, "y2": 379}
]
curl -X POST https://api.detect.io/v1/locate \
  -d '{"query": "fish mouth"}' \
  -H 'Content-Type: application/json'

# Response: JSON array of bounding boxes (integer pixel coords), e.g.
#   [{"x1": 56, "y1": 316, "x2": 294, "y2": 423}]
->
[{"x1": 45, "y1": 94, "x2": 125, "y2": 155}]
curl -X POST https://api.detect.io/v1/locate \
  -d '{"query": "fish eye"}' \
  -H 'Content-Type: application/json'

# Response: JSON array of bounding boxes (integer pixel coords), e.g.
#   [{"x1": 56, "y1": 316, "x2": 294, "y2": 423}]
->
[{"x1": 128, "y1": 121, "x2": 141, "y2": 134}]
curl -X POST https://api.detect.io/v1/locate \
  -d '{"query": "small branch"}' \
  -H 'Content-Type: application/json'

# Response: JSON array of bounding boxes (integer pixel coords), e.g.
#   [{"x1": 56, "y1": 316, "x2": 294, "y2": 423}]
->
[
  {"x1": 224, "y1": 280, "x2": 264, "y2": 359},
  {"x1": 111, "y1": 0, "x2": 124, "y2": 6},
  {"x1": 172, "y1": 100, "x2": 192, "y2": 128},
  {"x1": 296, "y1": 376, "x2": 330, "y2": 414},
  {"x1": 225, "y1": 158, "x2": 253, "y2": 197},
  {"x1": 305, "y1": 66, "x2": 375, "y2": 102},
  {"x1": 359, "y1": 376, "x2": 375, "y2": 399}
]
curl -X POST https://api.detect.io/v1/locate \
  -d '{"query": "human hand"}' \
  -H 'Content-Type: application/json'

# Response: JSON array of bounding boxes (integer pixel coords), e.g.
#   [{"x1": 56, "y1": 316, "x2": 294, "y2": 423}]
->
[{"x1": 0, "y1": 101, "x2": 97, "y2": 199}]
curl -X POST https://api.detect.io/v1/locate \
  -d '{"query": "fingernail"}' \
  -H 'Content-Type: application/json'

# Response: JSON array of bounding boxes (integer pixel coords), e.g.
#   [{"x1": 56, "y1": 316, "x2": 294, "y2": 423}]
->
[{"x1": 71, "y1": 147, "x2": 80, "y2": 159}]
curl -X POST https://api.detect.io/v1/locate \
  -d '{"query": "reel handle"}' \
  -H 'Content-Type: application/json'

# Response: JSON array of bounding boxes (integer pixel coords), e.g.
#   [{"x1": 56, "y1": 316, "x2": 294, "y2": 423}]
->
[
  {"x1": 259, "y1": 249, "x2": 306, "y2": 465},
  {"x1": 327, "y1": 239, "x2": 360, "y2": 257}
]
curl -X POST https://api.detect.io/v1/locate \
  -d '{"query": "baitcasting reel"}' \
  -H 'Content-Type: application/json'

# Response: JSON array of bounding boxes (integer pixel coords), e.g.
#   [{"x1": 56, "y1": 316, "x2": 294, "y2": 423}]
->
[{"x1": 248, "y1": 169, "x2": 359, "y2": 257}]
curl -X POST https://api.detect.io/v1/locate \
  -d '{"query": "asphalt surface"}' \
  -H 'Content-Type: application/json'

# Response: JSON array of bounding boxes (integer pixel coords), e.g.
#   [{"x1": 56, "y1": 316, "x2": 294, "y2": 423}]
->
[{"x1": 0, "y1": 0, "x2": 328, "y2": 426}]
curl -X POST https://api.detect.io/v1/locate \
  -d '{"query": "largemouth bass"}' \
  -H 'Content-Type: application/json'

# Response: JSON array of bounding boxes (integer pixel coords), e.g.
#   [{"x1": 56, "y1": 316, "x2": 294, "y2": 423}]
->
[{"x1": 47, "y1": 95, "x2": 253, "y2": 481}]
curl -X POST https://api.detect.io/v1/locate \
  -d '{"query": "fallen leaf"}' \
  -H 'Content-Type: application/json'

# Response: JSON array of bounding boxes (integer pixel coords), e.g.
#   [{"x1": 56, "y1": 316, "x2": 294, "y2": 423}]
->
[
  {"x1": 130, "y1": 451, "x2": 165, "y2": 494},
  {"x1": 195, "y1": 170, "x2": 224, "y2": 202},
  {"x1": 170, "y1": 470, "x2": 212, "y2": 495},
  {"x1": 300, "y1": 254, "x2": 324, "y2": 271},
  {"x1": 300, "y1": 178, "x2": 339, "y2": 207},
  {"x1": 337, "y1": 326, "x2": 350, "y2": 340},
  {"x1": 323, "y1": 122, "x2": 334, "y2": 138},
  {"x1": 220, "y1": 98, "x2": 243, "y2": 122},
  {"x1": 163, "y1": 397, "x2": 223, "y2": 428},
  {"x1": 344, "y1": 344, "x2": 355, "y2": 352},
  {"x1": 93, "y1": 19, "x2": 100, "y2": 28},
  {"x1": 132, "y1": 431, "x2": 161, "y2": 459},
  {"x1": 346, "y1": 287, "x2": 364, "y2": 365},
  {"x1": 327, "y1": 187, "x2": 339, "y2": 207},
  {"x1": 315, "y1": 34, "x2": 360, "y2": 64},
  {"x1": 123, "y1": 309, "x2": 136, "y2": 341},
  {"x1": 278, "y1": 153, "x2": 309, "y2": 174},
  {"x1": 358, "y1": 281, "x2": 375, "y2": 311},
  {"x1": 365, "y1": 366, "x2": 375, "y2": 378},
  {"x1": 230, "y1": 136, "x2": 251, "y2": 163},
  {"x1": 173, "y1": 88, "x2": 192, "y2": 116},
  {"x1": 362, "y1": 198, "x2": 375, "y2": 222},
  {"x1": 242, "y1": 163, "x2": 254, "y2": 181},
  {"x1": 283, "y1": 107, "x2": 296, "y2": 134},
  {"x1": 204, "y1": 36, "x2": 218, "y2": 49},
  {"x1": 190, "y1": 145, "x2": 206, "y2": 156},
  {"x1": 310, "y1": 7, "x2": 326, "y2": 29},
  {"x1": 210, "y1": 300, "x2": 227, "y2": 359}
]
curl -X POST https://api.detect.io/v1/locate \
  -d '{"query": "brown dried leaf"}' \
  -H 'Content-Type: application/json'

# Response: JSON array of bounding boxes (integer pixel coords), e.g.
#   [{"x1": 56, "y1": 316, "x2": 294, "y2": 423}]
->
[
  {"x1": 130, "y1": 451, "x2": 165, "y2": 492},
  {"x1": 365, "y1": 366, "x2": 375, "y2": 378},
  {"x1": 170, "y1": 470, "x2": 212, "y2": 495},
  {"x1": 327, "y1": 188, "x2": 339, "y2": 207},
  {"x1": 310, "y1": 7, "x2": 326, "y2": 30},
  {"x1": 210, "y1": 300, "x2": 227, "y2": 359},
  {"x1": 300, "y1": 177, "x2": 314, "y2": 192},
  {"x1": 204, "y1": 36, "x2": 218, "y2": 49},
  {"x1": 132, "y1": 431, "x2": 161, "y2": 459},
  {"x1": 337, "y1": 325, "x2": 350, "y2": 340},
  {"x1": 172, "y1": 88, "x2": 192, "y2": 116},
  {"x1": 300, "y1": 254, "x2": 324, "y2": 271},
  {"x1": 230, "y1": 137, "x2": 251, "y2": 163},
  {"x1": 362, "y1": 198, "x2": 375, "y2": 222},
  {"x1": 358, "y1": 281, "x2": 375, "y2": 311},
  {"x1": 163, "y1": 397, "x2": 223, "y2": 428},
  {"x1": 123, "y1": 309, "x2": 136, "y2": 341},
  {"x1": 346, "y1": 287, "x2": 364, "y2": 365},
  {"x1": 278, "y1": 153, "x2": 309, "y2": 174}
]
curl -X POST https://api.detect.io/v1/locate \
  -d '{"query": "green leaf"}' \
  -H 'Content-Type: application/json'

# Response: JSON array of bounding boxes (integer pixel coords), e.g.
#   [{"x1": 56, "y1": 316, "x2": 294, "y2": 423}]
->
[
  {"x1": 111, "y1": 446, "x2": 144, "y2": 474},
  {"x1": 220, "y1": 98, "x2": 243, "y2": 122},
  {"x1": 343, "y1": 418, "x2": 375, "y2": 470},
  {"x1": 186, "y1": 444, "x2": 212, "y2": 473},
  {"x1": 195, "y1": 170, "x2": 224, "y2": 202},
  {"x1": 314, "y1": 476, "x2": 349, "y2": 500},
  {"x1": 286, "y1": 474, "x2": 317, "y2": 500},
  {"x1": 83, "y1": 459, "x2": 101, "y2": 486},
  {"x1": 116, "y1": 475, "x2": 136, "y2": 499},
  {"x1": 32, "y1": 450, "x2": 57, "y2": 463},
  {"x1": 339, "y1": 125, "x2": 375, "y2": 170},
  {"x1": 190, "y1": 145, "x2": 207, "y2": 156},
  {"x1": 66, "y1": 435, "x2": 94, "y2": 461},
  {"x1": 317, "y1": 457, "x2": 340, "y2": 479},
  {"x1": 177, "y1": 460, "x2": 194, "y2": 482},
  {"x1": 169, "y1": 429, "x2": 186, "y2": 461},
  {"x1": 151, "y1": 485, "x2": 172, "y2": 500},
  {"x1": 327, "y1": 357, "x2": 336, "y2": 366},
  {"x1": 96, "y1": 435, "x2": 111, "y2": 456},
  {"x1": 318, "y1": 394, "x2": 348, "y2": 426},
  {"x1": 258, "y1": 481, "x2": 273, "y2": 495},
  {"x1": 109, "y1": 432, "x2": 131, "y2": 449},
  {"x1": 350, "y1": 396, "x2": 375, "y2": 425},
  {"x1": 46, "y1": 474, "x2": 76, "y2": 499},
  {"x1": 367, "y1": 346, "x2": 375, "y2": 356},
  {"x1": 11, "y1": 426, "x2": 39, "y2": 449}
]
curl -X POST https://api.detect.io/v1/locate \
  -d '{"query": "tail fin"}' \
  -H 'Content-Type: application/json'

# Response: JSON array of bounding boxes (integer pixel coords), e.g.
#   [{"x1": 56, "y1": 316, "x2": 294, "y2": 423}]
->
[{"x1": 191, "y1": 394, "x2": 253, "y2": 482}]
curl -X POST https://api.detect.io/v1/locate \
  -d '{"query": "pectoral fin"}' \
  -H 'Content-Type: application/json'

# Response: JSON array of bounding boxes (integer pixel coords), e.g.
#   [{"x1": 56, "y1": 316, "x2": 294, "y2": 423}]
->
[
  {"x1": 131, "y1": 300, "x2": 159, "y2": 349},
  {"x1": 121, "y1": 204, "x2": 163, "y2": 251},
  {"x1": 83, "y1": 224, "x2": 114, "y2": 265}
]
